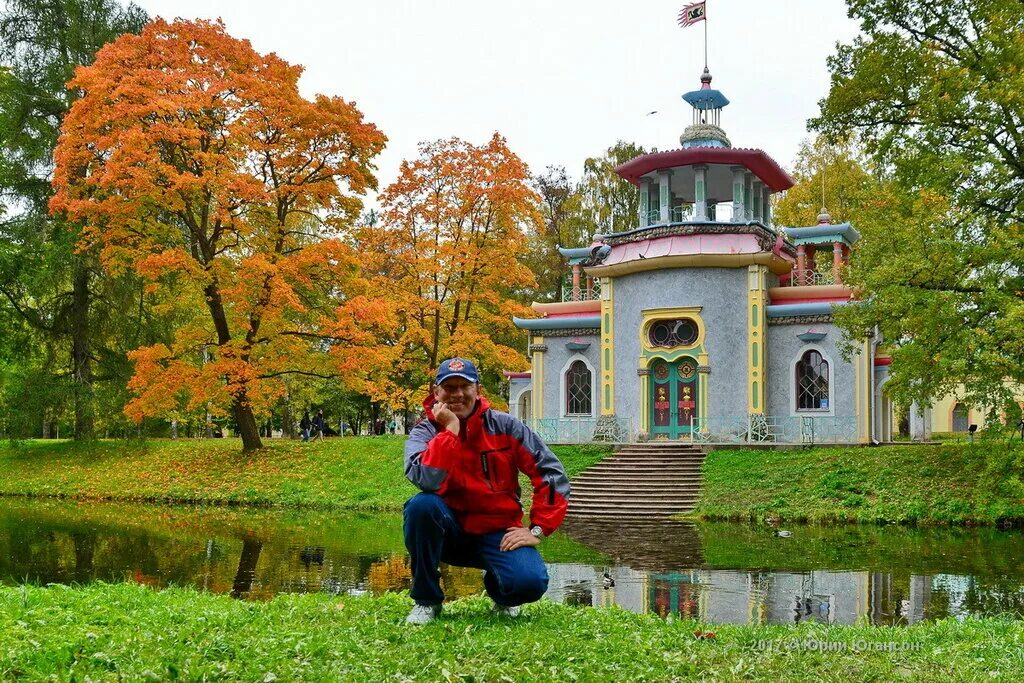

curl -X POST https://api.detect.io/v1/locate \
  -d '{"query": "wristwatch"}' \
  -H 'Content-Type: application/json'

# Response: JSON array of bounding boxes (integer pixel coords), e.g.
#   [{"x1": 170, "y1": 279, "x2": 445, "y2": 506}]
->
[{"x1": 530, "y1": 525, "x2": 544, "y2": 539}]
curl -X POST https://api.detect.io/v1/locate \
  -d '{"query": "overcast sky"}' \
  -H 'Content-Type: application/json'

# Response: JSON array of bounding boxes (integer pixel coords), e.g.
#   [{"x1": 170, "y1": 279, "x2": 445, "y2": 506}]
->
[{"x1": 133, "y1": 1, "x2": 861, "y2": 203}]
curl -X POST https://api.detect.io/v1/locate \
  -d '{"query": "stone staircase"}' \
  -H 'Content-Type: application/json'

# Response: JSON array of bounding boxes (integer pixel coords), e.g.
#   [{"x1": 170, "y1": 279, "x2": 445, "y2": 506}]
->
[{"x1": 567, "y1": 442, "x2": 705, "y2": 518}]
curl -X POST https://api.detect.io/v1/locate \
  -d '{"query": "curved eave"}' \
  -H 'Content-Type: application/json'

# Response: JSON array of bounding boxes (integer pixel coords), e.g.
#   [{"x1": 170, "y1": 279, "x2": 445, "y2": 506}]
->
[
  {"x1": 513, "y1": 315, "x2": 601, "y2": 331},
  {"x1": 682, "y1": 89, "x2": 729, "y2": 109},
  {"x1": 531, "y1": 300, "x2": 601, "y2": 316},
  {"x1": 503, "y1": 371, "x2": 532, "y2": 379},
  {"x1": 766, "y1": 301, "x2": 848, "y2": 318},
  {"x1": 768, "y1": 285, "x2": 854, "y2": 303},
  {"x1": 786, "y1": 222, "x2": 861, "y2": 245},
  {"x1": 614, "y1": 147, "x2": 795, "y2": 192}
]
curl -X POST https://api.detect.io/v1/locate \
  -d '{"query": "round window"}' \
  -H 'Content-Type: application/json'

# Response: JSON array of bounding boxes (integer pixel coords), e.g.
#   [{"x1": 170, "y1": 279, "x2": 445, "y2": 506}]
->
[{"x1": 648, "y1": 318, "x2": 698, "y2": 348}]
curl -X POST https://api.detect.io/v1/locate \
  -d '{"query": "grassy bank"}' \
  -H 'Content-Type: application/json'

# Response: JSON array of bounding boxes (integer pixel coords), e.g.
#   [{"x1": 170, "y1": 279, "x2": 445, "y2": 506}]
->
[
  {"x1": 0, "y1": 438, "x2": 611, "y2": 511},
  {"x1": 694, "y1": 442, "x2": 1024, "y2": 526},
  {"x1": 2, "y1": 584, "x2": 1021, "y2": 681}
]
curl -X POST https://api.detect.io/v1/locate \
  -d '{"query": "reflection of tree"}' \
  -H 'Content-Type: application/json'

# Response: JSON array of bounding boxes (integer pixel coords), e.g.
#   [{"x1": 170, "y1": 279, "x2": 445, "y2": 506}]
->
[
  {"x1": 230, "y1": 534, "x2": 263, "y2": 598},
  {"x1": 70, "y1": 532, "x2": 96, "y2": 582},
  {"x1": 562, "y1": 581, "x2": 593, "y2": 608},
  {"x1": 367, "y1": 555, "x2": 410, "y2": 594}
]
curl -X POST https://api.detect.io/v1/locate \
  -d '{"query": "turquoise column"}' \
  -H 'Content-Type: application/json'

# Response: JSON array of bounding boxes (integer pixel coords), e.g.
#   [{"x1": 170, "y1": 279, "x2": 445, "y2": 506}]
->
[
  {"x1": 743, "y1": 172, "x2": 753, "y2": 221},
  {"x1": 752, "y1": 180, "x2": 763, "y2": 222}
]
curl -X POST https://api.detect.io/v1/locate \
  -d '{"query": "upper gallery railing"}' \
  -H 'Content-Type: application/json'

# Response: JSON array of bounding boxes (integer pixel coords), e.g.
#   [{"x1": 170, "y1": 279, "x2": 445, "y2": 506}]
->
[
  {"x1": 785, "y1": 269, "x2": 836, "y2": 287},
  {"x1": 561, "y1": 279, "x2": 602, "y2": 302}
]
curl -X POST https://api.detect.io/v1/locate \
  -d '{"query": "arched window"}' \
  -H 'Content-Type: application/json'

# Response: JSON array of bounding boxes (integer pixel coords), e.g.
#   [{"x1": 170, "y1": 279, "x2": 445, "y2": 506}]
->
[
  {"x1": 796, "y1": 350, "x2": 829, "y2": 411},
  {"x1": 565, "y1": 360, "x2": 593, "y2": 415},
  {"x1": 951, "y1": 403, "x2": 969, "y2": 432}
]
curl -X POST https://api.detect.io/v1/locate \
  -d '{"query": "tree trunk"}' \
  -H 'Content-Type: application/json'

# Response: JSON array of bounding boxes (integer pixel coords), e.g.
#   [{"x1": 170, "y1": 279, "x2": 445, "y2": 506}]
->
[
  {"x1": 232, "y1": 396, "x2": 263, "y2": 452},
  {"x1": 71, "y1": 259, "x2": 94, "y2": 440},
  {"x1": 204, "y1": 280, "x2": 263, "y2": 452}
]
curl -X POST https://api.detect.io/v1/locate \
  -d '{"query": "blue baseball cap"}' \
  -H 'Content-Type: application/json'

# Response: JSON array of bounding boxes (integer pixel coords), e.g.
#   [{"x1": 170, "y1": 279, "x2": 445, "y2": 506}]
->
[{"x1": 435, "y1": 357, "x2": 479, "y2": 385}]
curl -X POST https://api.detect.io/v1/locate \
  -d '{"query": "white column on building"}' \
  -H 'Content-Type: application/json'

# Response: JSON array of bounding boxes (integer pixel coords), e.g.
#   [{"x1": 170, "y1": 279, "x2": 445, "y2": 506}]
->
[
  {"x1": 731, "y1": 166, "x2": 746, "y2": 222},
  {"x1": 762, "y1": 185, "x2": 772, "y2": 226},
  {"x1": 658, "y1": 169, "x2": 673, "y2": 224},
  {"x1": 694, "y1": 164, "x2": 708, "y2": 220},
  {"x1": 639, "y1": 177, "x2": 651, "y2": 228}
]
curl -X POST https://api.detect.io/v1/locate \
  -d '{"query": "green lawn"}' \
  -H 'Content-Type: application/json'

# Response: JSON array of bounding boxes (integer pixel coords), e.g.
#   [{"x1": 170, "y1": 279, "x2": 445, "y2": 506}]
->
[
  {"x1": 0, "y1": 437, "x2": 611, "y2": 511},
  {"x1": 1, "y1": 584, "x2": 1021, "y2": 682},
  {"x1": 693, "y1": 442, "x2": 1024, "y2": 526}
]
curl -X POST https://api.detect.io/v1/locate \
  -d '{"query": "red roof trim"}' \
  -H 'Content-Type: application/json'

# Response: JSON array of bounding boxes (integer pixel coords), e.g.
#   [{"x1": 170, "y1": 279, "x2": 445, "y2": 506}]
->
[
  {"x1": 614, "y1": 147, "x2": 796, "y2": 192},
  {"x1": 503, "y1": 371, "x2": 532, "y2": 379},
  {"x1": 873, "y1": 357, "x2": 892, "y2": 367}
]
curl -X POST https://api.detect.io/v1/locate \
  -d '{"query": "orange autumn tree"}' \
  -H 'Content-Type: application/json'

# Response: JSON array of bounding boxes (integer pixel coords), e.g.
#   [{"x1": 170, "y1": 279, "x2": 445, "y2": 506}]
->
[
  {"x1": 359, "y1": 133, "x2": 539, "y2": 406},
  {"x1": 50, "y1": 19, "x2": 389, "y2": 452}
]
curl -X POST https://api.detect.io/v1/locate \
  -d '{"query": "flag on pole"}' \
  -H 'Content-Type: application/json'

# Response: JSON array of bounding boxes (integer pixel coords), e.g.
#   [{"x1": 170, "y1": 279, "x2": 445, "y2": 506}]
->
[{"x1": 678, "y1": 1, "x2": 706, "y2": 28}]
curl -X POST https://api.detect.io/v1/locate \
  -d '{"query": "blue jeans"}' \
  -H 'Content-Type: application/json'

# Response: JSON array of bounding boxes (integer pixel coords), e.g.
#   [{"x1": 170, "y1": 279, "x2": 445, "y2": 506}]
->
[{"x1": 403, "y1": 493, "x2": 549, "y2": 607}]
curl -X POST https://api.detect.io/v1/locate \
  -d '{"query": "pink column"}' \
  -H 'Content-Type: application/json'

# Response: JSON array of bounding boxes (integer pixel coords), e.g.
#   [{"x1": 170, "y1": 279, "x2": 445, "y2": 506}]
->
[
  {"x1": 796, "y1": 244, "x2": 807, "y2": 283},
  {"x1": 571, "y1": 264, "x2": 581, "y2": 300}
]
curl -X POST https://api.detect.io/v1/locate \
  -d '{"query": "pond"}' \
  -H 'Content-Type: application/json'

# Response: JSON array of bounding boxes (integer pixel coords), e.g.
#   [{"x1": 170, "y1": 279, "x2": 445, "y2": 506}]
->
[{"x1": 2, "y1": 498, "x2": 1023, "y2": 626}]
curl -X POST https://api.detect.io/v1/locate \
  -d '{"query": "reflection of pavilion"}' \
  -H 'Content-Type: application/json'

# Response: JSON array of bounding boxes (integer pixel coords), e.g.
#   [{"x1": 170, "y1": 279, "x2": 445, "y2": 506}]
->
[
  {"x1": 545, "y1": 566, "x2": 936, "y2": 625},
  {"x1": 553, "y1": 518, "x2": 940, "y2": 624}
]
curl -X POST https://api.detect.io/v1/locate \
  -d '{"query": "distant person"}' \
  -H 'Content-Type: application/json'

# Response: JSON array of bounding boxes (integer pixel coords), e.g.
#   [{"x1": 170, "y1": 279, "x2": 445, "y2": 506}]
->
[
  {"x1": 300, "y1": 411, "x2": 312, "y2": 442},
  {"x1": 388, "y1": 418, "x2": 397, "y2": 435},
  {"x1": 311, "y1": 409, "x2": 326, "y2": 442},
  {"x1": 403, "y1": 357, "x2": 570, "y2": 625}
]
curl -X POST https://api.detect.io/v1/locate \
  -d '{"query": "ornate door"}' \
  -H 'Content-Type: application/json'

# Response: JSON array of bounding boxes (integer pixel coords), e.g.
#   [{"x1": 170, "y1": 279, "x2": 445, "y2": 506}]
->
[{"x1": 649, "y1": 358, "x2": 699, "y2": 439}]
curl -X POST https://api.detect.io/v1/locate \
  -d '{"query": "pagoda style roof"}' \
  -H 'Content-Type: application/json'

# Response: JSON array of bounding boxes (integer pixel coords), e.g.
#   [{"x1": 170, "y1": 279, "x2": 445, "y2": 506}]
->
[
  {"x1": 615, "y1": 147, "x2": 795, "y2": 192},
  {"x1": 784, "y1": 222, "x2": 861, "y2": 246},
  {"x1": 682, "y1": 88, "x2": 729, "y2": 110},
  {"x1": 557, "y1": 244, "x2": 612, "y2": 265}
]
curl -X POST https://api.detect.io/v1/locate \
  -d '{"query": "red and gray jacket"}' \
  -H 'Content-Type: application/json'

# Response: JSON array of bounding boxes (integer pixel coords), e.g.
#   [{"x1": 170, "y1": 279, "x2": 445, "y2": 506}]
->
[{"x1": 404, "y1": 395, "x2": 570, "y2": 536}]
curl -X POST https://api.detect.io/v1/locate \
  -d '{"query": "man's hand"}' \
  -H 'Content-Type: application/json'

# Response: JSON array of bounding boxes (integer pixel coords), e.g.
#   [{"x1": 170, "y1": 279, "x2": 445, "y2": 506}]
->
[
  {"x1": 432, "y1": 402, "x2": 460, "y2": 435},
  {"x1": 500, "y1": 526, "x2": 540, "y2": 551}
]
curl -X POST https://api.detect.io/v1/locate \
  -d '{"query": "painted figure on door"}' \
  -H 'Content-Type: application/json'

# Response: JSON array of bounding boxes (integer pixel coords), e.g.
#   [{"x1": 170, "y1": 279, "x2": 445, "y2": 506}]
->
[
  {"x1": 678, "y1": 385, "x2": 695, "y2": 425},
  {"x1": 654, "y1": 385, "x2": 670, "y2": 427}
]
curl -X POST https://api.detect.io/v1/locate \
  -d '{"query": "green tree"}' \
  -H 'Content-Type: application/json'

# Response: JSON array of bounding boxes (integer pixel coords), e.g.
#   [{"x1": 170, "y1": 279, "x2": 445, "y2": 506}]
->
[
  {"x1": 774, "y1": 135, "x2": 877, "y2": 228},
  {"x1": 579, "y1": 140, "x2": 647, "y2": 236},
  {"x1": 813, "y1": 0, "x2": 1024, "y2": 411},
  {"x1": 0, "y1": 0, "x2": 148, "y2": 438},
  {"x1": 523, "y1": 165, "x2": 591, "y2": 302}
]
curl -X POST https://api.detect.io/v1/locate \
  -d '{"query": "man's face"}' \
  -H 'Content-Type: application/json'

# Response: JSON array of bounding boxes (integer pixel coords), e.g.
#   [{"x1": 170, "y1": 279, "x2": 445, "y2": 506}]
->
[{"x1": 434, "y1": 377, "x2": 479, "y2": 419}]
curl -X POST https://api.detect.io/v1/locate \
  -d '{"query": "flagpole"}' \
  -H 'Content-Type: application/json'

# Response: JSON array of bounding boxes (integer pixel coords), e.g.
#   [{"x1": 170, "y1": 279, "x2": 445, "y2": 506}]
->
[{"x1": 703, "y1": 1, "x2": 708, "y2": 69}]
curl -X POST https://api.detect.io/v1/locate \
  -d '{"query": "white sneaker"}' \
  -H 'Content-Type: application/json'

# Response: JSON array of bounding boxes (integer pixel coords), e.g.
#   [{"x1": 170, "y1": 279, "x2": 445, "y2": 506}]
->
[
  {"x1": 406, "y1": 603, "x2": 441, "y2": 625},
  {"x1": 493, "y1": 604, "x2": 521, "y2": 618}
]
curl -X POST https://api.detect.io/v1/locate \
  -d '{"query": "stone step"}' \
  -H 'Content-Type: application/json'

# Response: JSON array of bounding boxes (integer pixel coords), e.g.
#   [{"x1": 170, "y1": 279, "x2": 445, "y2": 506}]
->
[
  {"x1": 572, "y1": 485, "x2": 702, "y2": 494},
  {"x1": 577, "y1": 471, "x2": 704, "y2": 475},
  {"x1": 568, "y1": 506, "x2": 696, "y2": 516},
  {"x1": 573, "y1": 478, "x2": 702, "y2": 486},
  {"x1": 584, "y1": 460, "x2": 705, "y2": 467},
  {"x1": 571, "y1": 492, "x2": 698, "y2": 501},
  {"x1": 591, "y1": 457, "x2": 705, "y2": 463},
  {"x1": 574, "y1": 473, "x2": 703, "y2": 481},
  {"x1": 582, "y1": 463, "x2": 704, "y2": 471}
]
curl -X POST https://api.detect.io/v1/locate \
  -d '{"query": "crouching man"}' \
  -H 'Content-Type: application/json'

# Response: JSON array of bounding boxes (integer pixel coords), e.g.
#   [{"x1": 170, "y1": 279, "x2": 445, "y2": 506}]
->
[{"x1": 403, "y1": 357, "x2": 570, "y2": 624}]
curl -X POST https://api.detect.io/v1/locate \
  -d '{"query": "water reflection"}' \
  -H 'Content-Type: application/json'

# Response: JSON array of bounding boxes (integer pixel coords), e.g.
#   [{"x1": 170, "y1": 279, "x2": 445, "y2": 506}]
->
[{"x1": 2, "y1": 498, "x2": 1023, "y2": 626}]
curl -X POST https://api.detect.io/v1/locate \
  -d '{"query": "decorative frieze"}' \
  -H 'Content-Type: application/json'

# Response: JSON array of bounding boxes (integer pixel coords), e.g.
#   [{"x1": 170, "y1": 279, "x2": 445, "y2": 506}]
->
[
  {"x1": 767, "y1": 314, "x2": 833, "y2": 325},
  {"x1": 528, "y1": 344, "x2": 548, "y2": 353},
  {"x1": 541, "y1": 328, "x2": 601, "y2": 338},
  {"x1": 697, "y1": 365, "x2": 711, "y2": 374},
  {"x1": 603, "y1": 223, "x2": 793, "y2": 256},
  {"x1": 637, "y1": 368, "x2": 650, "y2": 376}
]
